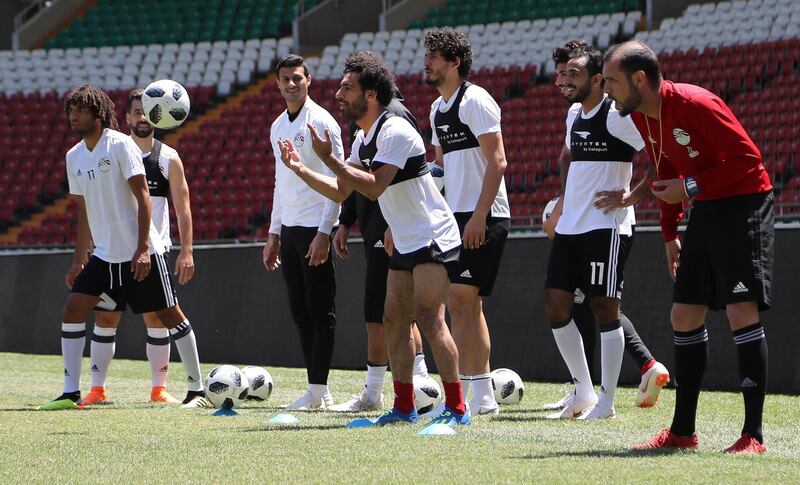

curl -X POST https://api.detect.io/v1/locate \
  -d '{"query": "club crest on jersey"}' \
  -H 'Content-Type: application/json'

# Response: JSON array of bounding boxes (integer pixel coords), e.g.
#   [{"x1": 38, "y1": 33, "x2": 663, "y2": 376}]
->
[
  {"x1": 673, "y1": 128, "x2": 691, "y2": 146},
  {"x1": 294, "y1": 132, "x2": 305, "y2": 147},
  {"x1": 98, "y1": 158, "x2": 111, "y2": 172}
]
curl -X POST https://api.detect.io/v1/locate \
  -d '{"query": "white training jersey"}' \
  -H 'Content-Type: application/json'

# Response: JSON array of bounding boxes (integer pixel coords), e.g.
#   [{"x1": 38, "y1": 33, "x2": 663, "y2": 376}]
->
[
  {"x1": 269, "y1": 98, "x2": 342, "y2": 236},
  {"x1": 140, "y1": 140, "x2": 179, "y2": 249},
  {"x1": 557, "y1": 97, "x2": 645, "y2": 236},
  {"x1": 66, "y1": 128, "x2": 164, "y2": 263},
  {"x1": 430, "y1": 83, "x2": 511, "y2": 218},
  {"x1": 349, "y1": 113, "x2": 461, "y2": 255}
]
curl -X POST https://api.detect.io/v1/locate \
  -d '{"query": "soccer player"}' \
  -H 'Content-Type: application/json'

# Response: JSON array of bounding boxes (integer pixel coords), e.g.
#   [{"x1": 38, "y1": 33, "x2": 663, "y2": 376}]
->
[
  {"x1": 603, "y1": 40, "x2": 772, "y2": 453},
  {"x1": 263, "y1": 54, "x2": 341, "y2": 410},
  {"x1": 541, "y1": 41, "x2": 669, "y2": 415},
  {"x1": 423, "y1": 27, "x2": 509, "y2": 416},
  {"x1": 279, "y1": 51, "x2": 469, "y2": 428},
  {"x1": 79, "y1": 88, "x2": 209, "y2": 408},
  {"x1": 540, "y1": 40, "x2": 662, "y2": 420},
  {"x1": 38, "y1": 85, "x2": 189, "y2": 410},
  {"x1": 328, "y1": 93, "x2": 431, "y2": 412}
]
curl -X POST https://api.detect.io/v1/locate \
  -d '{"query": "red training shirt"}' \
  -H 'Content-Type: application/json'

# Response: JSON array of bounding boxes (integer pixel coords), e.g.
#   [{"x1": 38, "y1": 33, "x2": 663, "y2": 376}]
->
[{"x1": 631, "y1": 80, "x2": 772, "y2": 241}]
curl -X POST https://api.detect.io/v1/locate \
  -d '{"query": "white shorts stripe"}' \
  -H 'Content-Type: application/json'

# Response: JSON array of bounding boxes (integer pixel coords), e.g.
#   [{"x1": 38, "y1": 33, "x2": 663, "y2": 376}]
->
[
  {"x1": 606, "y1": 227, "x2": 619, "y2": 298},
  {"x1": 155, "y1": 253, "x2": 175, "y2": 307}
]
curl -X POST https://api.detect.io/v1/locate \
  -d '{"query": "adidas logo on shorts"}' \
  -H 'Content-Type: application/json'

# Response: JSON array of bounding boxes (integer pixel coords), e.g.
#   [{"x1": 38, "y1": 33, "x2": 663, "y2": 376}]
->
[
  {"x1": 732, "y1": 282, "x2": 749, "y2": 294},
  {"x1": 460, "y1": 270, "x2": 472, "y2": 278},
  {"x1": 374, "y1": 241, "x2": 384, "y2": 248},
  {"x1": 741, "y1": 377, "x2": 758, "y2": 388}
]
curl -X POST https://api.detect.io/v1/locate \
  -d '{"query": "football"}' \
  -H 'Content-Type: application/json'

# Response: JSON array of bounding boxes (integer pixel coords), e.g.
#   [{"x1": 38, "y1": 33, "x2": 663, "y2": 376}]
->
[
  {"x1": 141, "y1": 79, "x2": 191, "y2": 129},
  {"x1": 241, "y1": 365, "x2": 273, "y2": 401},
  {"x1": 413, "y1": 374, "x2": 442, "y2": 414},
  {"x1": 491, "y1": 368, "x2": 525, "y2": 405},
  {"x1": 542, "y1": 196, "x2": 560, "y2": 222},
  {"x1": 427, "y1": 162, "x2": 445, "y2": 192},
  {"x1": 205, "y1": 365, "x2": 249, "y2": 409}
]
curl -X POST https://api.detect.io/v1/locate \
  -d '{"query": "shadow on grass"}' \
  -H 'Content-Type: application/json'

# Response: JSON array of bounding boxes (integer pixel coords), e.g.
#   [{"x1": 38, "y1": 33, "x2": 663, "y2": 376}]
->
[
  {"x1": 490, "y1": 415, "x2": 558, "y2": 423},
  {"x1": 241, "y1": 424, "x2": 345, "y2": 432},
  {"x1": 495, "y1": 408, "x2": 549, "y2": 415},
  {"x1": 510, "y1": 448, "x2": 687, "y2": 460}
]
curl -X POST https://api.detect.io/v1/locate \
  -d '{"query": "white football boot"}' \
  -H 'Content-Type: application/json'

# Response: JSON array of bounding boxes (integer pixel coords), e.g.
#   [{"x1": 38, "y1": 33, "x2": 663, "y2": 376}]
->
[
  {"x1": 546, "y1": 391, "x2": 597, "y2": 419},
  {"x1": 328, "y1": 391, "x2": 384, "y2": 412},
  {"x1": 635, "y1": 361, "x2": 670, "y2": 408}
]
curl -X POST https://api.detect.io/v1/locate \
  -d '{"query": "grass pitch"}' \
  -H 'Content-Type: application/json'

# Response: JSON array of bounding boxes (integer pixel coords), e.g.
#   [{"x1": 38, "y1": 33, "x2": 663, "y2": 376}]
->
[{"x1": 0, "y1": 352, "x2": 798, "y2": 484}]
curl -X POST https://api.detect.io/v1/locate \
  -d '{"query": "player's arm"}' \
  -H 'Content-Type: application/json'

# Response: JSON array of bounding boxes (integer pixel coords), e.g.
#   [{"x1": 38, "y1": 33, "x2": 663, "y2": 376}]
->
[
  {"x1": 263, "y1": 150, "x2": 282, "y2": 271},
  {"x1": 459, "y1": 131, "x2": 507, "y2": 249},
  {"x1": 292, "y1": 124, "x2": 397, "y2": 201},
  {"x1": 167, "y1": 155, "x2": 194, "y2": 284},
  {"x1": 434, "y1": 145, "x2": 444, "y2": 167},
  {"x1": 594, "y1": 163, "x2": 655, "y2": 213},
  {"x1": 66, "y1": 195, "x2": 92, "y2": 288},
  {"x1": 542, "y1": 145, "x2": 570, "y2": 239},
  {"x1": 333, "y1": 193, "x2": 357, "y2": 260},
  {"x1": 128, "y1": 174, "x2": 153, "y2": 281}
]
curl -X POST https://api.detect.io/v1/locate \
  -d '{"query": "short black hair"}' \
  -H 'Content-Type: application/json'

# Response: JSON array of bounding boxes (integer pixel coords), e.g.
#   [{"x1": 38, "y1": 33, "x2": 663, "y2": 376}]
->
[
  {"x1": 275, "y1": 54, "x2": 309, "y2": 76},
  {"x1": 127, "y1": 88, "x2": 144, "y2": 113},
  {"x1": 343, "y1": 51, "x2": 395, "y2": 107},
  {"x1": 64, "y1": 84, "x2": 119, "y2": 129},
  {"x1": 605, "y1": 41, "x2": 661, "y2": 88},
  {"x1": 423, "y1": 27, "x2": 472, "y2": 79},
  {"x1": 552, "y1": 39, "x2": 603, "y2": 77}
]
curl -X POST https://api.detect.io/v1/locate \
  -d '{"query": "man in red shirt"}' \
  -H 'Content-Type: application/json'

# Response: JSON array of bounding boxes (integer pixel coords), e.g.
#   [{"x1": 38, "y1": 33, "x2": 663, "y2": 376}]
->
[{"x1": 603, "y1": 40, "x2": 773, "y2": 454}]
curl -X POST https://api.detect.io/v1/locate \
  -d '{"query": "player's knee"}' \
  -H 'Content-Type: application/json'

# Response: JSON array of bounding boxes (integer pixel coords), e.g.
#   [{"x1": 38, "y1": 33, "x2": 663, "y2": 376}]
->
[
  {"x1": 725, "y1": 301, "x2": 760, "y2": 330},
  {"x1": 670, "y1": 304, "x2": 706, "y2": 331},
  {"x1": 94, "y1": 312, "x2": 120, "y2": 328},
  {"x1": 544, "y1": 297, "x2": 571, "y2": 324},
  {"x1": 154, "y1": 307, "x2": 184, "y2": 328},
  {"x1": 590, "y1": 297, "x2": 620, "y2": 324},
  {"x1": 414, "y1": 307, "x2": 444, "y2": 335}
]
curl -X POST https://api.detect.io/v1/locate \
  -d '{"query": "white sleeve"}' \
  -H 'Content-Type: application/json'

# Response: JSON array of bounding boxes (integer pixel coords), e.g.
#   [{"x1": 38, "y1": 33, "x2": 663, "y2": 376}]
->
[
  {"x1": 347, "y1": 136, "x2": 363, "y2": 167},
  {"x1": 268, "y1": 129, "x2": 282, "y2": 236},
  {"x1": 564, "y1": 104, "x2": 580, "y2": 147},
  {"x1": 375, "y1": 120, "x2": 419, "y2": 169},
  {"x1": 317, "y1": 117, "x2": 342, "y2": 235},
  {"x1": 66, "y1": 158, "x2": 81, "y2": 196},
  {"x1": 608, "y1": 110, "x2": 646, "y2": 151},
  {"x1": 461, "y1": 90, "x2": 501, "y2": 137},
  {"x1": 429, "y1": 106, "x2": 440, "y2": 146},
  {"x1": 117, "y1": 137, "x2": 145, "y2": 179}
]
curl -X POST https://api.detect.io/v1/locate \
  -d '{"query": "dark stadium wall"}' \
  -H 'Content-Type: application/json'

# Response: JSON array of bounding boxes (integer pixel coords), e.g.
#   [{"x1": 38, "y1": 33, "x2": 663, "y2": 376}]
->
[
  {"x1": 15, "y1": 0, "x2": 87, "y2": 50},
  {"x1": 1, "y1": 230, "x2": 798, "y2": 393},
  {"x1": 384, "y1": 0, "x2": 447, "y2": 32},
  {"x1": 298, "y1": 0, "x2": 384, "y2": 55}
]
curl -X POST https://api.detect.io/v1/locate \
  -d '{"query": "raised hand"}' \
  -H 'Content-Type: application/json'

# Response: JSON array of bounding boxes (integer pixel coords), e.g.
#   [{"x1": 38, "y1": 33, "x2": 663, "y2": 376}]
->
[
  {"x1": 307, "y1": 123, "x2": 333, "y2": 161},
  {"x1": 279, "y1": 139, "x2": 303, "y2": 172}
]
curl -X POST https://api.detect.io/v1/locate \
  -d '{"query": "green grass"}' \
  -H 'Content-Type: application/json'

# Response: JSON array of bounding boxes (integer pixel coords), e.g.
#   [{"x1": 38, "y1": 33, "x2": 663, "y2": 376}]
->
[{"x1": 0, "y1": 352, "x2": 797, "y2": 483}]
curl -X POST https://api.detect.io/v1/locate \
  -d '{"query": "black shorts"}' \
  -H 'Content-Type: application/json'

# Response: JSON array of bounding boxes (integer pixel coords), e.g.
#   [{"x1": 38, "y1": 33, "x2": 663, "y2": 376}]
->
[
  {"x1": 363, "y1": 237, "x2": 390, "y2": 324},
  {"x1": 545, "y1": 227, "x2": 633, "y2": 300},
  {"x1": 73, "y1": 253, "x2": 178, "y2": 314},
  {"x1": 674, "y1": 191, "x2": 774, "y2": 311},
  {"x1": 449, "y1": 212, "x2": 510, "y2": 296},
  {"x1": 388, "y1": 241, "x2": 460, "y2": 281}
]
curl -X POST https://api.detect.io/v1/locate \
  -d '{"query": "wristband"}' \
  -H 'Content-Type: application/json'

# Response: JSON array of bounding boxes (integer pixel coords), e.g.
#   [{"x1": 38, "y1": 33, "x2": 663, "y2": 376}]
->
[{"x1": 684, "y1": 176, "x2": 700, "y2": 198}]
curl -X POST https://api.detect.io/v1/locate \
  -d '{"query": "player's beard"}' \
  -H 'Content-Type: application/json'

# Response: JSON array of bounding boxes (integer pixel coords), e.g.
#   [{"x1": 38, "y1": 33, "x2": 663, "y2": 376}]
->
[
  {"x1": 424, "y1": 68, "x2": 444, "y2": 86},
  {"x1": 562, "y1": 81, "x2": 592, "y2": 104},
  {"x1": 615, "y1": 79, "x2": 642, "y2": 117},
  {"x1": 71, "y1": 119, "x2": 97, "y2": 137},
  {"x1": 132, "y1": 123, "x2": 154, "y2": 138},
  {"x1": 341, "y1": 95, "x2": 367, "y2": 120}
]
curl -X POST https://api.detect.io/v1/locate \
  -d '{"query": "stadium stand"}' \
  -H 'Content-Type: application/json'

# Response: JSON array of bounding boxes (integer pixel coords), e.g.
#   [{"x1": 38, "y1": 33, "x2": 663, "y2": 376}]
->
[
  {"x1": 2, "y1": 0, "x2": 800, "y2": 247},
  {"x1": 44, "y1": 0, "x2": 317, "y2": 49}
]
